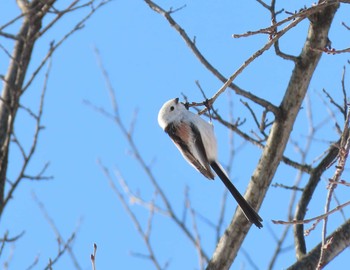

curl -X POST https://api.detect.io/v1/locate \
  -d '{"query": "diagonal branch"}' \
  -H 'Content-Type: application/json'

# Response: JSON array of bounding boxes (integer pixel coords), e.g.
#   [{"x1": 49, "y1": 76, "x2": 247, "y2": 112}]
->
[
  {"x1": 287, "y1": 219, "x2": 350, "y2": 270},
  {"x1": 293, "y1": 141, "x2": 339, "y2": 258},
  {"x1": 0, "y1": 0, "x2": 56, "y2": 218},
  {"x1": 143, "y1": 0, "x2": 280, "y2": 116},
  {"x1": 206, "y1": 3, "x2": 339, "y2": 269},
  {"x1": 92, "y1": 49, "x2": 210, "y2": 263}
]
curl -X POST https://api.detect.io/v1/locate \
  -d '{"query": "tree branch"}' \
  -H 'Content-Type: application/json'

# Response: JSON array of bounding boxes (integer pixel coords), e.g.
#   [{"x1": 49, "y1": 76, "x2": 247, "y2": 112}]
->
[
  {"x1": 287, "y1": 219, "x2": 350, "y2": 270},
  {"x1": 206, "y1": 3, "x2": 340, "y2": 269}
]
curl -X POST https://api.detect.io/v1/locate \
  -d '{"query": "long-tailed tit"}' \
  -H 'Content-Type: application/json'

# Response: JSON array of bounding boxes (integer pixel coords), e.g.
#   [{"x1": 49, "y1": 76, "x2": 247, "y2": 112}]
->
[{"x1": 158, "y1": 98, "x2": 263, "y2": 228}]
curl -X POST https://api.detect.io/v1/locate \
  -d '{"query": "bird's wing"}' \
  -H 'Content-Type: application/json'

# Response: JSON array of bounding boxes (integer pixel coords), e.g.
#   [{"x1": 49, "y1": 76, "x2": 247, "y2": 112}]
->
[
  {"x1": 165, "y1": 122, "x2": 215, "y2": 179},
  {"x1": 188, "y1": 122, "x2": 215, "y2": 177}
]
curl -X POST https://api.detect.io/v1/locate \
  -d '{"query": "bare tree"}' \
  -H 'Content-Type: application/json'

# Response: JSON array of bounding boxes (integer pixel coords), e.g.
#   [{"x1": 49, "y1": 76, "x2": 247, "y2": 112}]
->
[
  {"x1": 0, "y1": 0, "x2": 109, "y2": 268},
  {"x1": 93, "y1": 1, "x2": 350, "y2": 270}
]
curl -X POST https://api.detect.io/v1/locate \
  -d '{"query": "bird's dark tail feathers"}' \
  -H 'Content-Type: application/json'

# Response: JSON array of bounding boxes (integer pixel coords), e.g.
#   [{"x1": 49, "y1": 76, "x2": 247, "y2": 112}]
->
[{"x1": 210, "y1": 161, "x2": 263, "y2": 228}]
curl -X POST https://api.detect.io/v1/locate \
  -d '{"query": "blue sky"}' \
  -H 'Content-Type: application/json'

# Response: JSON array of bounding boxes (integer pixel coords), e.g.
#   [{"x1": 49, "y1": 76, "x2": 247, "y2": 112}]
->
[{"x1": 1, "y1": 1, "x2": 350, "y2": 269}]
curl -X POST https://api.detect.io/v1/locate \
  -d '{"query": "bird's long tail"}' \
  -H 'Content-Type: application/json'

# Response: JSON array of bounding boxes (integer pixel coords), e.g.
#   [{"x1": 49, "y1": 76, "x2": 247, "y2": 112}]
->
[{"x1": 210, "y1": 161, "x2": 263, "y2": 228}]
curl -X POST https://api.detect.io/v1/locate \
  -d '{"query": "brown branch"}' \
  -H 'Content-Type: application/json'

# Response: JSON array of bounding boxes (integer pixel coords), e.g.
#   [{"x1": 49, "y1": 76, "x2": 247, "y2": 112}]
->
[
  {"x1": 90, "y1": 243, "x2": 97, "y2": 270},
  {"x1": 233, "y1": 1, "x2": 338, "y2": 39},
  {"x1": 97, "y1": 162, "x2": 163, "y2": 270},
  {"x1": 144, "y1": 0, "x2": 280, "y2": 116},
  {"x1": 267, "y1": 224, "x2": 292, "y2": 270},
  {"x1": 0, "y1": 230, "x2": 25, "y2": 260},
  {"x1": 0, "y1": 0, "x2": 55, "y2": 218},
  {"x1": 317, "y1": 108, "x2": 350, "y2": 268},
  {"x1": 2, "y1": 55, "x2": 51, "y2": 215},
  {"x1": 273, "y1": 199, "x2": 350, "y2": 225},
  {"x1": 92, "y1": 48, "x2": 210, "y2": 263},
  {"x1": 255, "y1": 0, "x2": 270, "y2": 10},
  {"x1": 240, "y1": 99, "x2": 268, "y2": 138},
  {"x1": 37, "y1": 0, "x2": 81, "y2": 38},
  {"x1": 316, "y1": 91, "x2": 342, "y2": 134},
  {"x1": 43, "y1": 232, "x2": 78, "y2": 270},
  {"x1": 0, "y1": 13, "x2": 24, "y2": 32},
  {"x1": 189, "y1": 201, "x2": 205, "y2": 270},
  {"x1": 207, "y1": 13, "x2": 303, "y2": 113},
  {"x1": 118, "y1": 177, "x2": 167, "y2": 216},
  {"x1": 328, "y1": 179, "x2": 350, "y2": 187},
  {"x1": 322, "y1": 88, "x2": 345, "y2": 116},
  {"x1": 287, "y1": 219, "x2": 350, "y2": 270},
  {"x1": 271, "y1": 183, "x2": 304, "y2": 191},
  {"x1": 269, "y1": 96, "x2": 316, "y2": 269},
  {"x1": 313, "y1": 46, "x2": 350, "y2": 55},
  {"x1": 22, "y1": 1, "x2": 111, "y2": 93},
  {"x1": 240, "y1": 247, "x2": 260, "y2": 270},
  {"x1": 25, "y1": 254, "x2": 40, "y2": 270},
  {"x1": 271, "y1": 0, "x2": 297, "y2": 61},
  {"x1": 293, "y1": 141, "x2": 339, "y2": 258},
  {"x1": 32, "y1": 192, "x2": 82, "y2": 270},
  {"x1": 207, "y1": 2, "x2": 340, "y2": 269},
  {"x1": 341, "y1": 65, "x2": 348, "y2": 117},
  {"x1": 342, "y1": 21, "x2": 350, "y2": 30},
  {"x1": 0, "y1": 0, "x2": 110, "y2": 221},
  {"x1": 213, "y1": 110, "x2": 312, "y2": 173}
]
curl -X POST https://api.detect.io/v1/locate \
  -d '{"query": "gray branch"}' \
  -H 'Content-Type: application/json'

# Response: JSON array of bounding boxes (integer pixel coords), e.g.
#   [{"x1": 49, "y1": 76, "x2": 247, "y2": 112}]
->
[
  {"x1": 206, "y1": 3, "x2": 340, "y2": 270},
  {"x1": 287, "y1": 219, "x2": 350, "y2": 270}
]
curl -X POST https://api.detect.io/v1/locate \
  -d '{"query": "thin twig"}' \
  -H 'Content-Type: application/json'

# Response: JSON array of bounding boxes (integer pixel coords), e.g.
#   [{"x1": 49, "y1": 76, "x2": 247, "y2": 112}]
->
[
  {"x1": 144, "y1": 0, "x2": 280, "y2": 116},
  {"x1": 92, "y1": 47, "x2": 210, "y2": 262},
  {"x1": 32, "y1": 192, "x2": 82, "y2": 270},
  {"x1": 22, "y1": 0, "x2": 111, "y2": 93},
  {"x1": 273, "y1": 199, "x2": 350, "y2": 225},
  {"x1": 213, "y1": 110, "x2": 312, "y2": 173},
  {"x1": 3, "y1": 56, "x2": 51, "y2": 213},
  {"x1": 97, "y1": 162, "x2": 163, "y2": 270},
  {"x1": 43, "y1": 232, "x2": 77, "y2": 270},
  {"x1": 233, "y1": 1, "x2": 337, "y2": 39},
  {"x1": 91, "y1": 243, "x2": 97, "y2": 270},
  {"x1": 317, "y1": 108, "x2": 350, "y2": 269},
  {"x1": 189, "y1": 201, "x2": 205, "y2": 270}
]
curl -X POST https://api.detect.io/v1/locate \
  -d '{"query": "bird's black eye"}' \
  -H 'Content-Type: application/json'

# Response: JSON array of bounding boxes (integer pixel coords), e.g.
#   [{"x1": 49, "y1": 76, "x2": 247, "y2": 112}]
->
[{"x1": 170, "y1": 106, "x2": 175, "y2": 111}]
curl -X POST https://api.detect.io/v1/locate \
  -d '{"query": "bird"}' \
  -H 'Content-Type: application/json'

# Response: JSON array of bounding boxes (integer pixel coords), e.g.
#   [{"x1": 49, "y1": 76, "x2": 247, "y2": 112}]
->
[{"x1": 158, "y1": 98, "x2": 263, "y2": 228}]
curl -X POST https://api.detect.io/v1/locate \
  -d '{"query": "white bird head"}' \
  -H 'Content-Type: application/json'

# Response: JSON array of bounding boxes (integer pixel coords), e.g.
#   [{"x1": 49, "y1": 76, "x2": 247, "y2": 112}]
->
[{"x1": 157, "y1": 98, "x2": 187, "y2": 130}]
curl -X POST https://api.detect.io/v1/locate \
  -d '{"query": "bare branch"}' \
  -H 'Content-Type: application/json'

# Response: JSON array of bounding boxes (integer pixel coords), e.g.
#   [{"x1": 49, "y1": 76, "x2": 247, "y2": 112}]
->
[
  {"x1": 207, "y1": 3, "x2": 340, "y2": 269},
  {"x1": 233, "y1": 2, "x2": 338, "y2": 39},
  {"x1": 43, "y1": 232, "x2": 78, "y2": 270},
  {"x1": 341, "y1": 66, "x2": 348, "y2": 115},
  {"x1": 0, "y1": 230, "x2": 25, "y2": 260},
  {"x1": 328, "y1": 179, "x2": 350, "y2": 187},
  {"x1": 294, "y1": 141, "x2": 339, "y2": 258},
  {"x1": 2, "y1": 55, "x2": 52, "y2": 215},
  {"x1": 92, "y1": 47, "x2": 211, "y2": 262},
  {"x1": 271, "y1": 183, "x2": 304, "y2": 191},
  {"x1": 213, "y1": 110, "x2": 312, "y2": 173},
  {"x1": 189, "y1": 202, "x2": 205, "y2": 270},
  {"x1": 144, "y1": 0, "x2": 280, "y2": 116},
  {"x1": 23, "y1": 1, "x2": 111, "y2": 93},
  {"x1": 273, "y1": 199, "x2": 350, "y2": 226},
  {"x1": 313, "y1": 46, "x2": 350, "y2": 55},
  {"x1": 287, "y1": 219, "x2": 350, "y2": 270},
  {"x1": 342, "y1": 21, "x2": 350, "y2": 30},
  {"x1": 32, "y1": 192, "x2": 82, "y2": 270},
  {"x1": 267, "y1": 224, "x2": 292, "y2": 270},
  {"x1": 317, "y1": 108, "x2": 350, "y2": 268},
  {"x1": 0, "y1": 13, "x2": 24, "y2": 32},
  {"x1": 25, "y1": 254, "x2": 39, "y2": 270},
  {"x1": 255, "y1": 0, "x2": 270, "y2": 10},
  {"x1": 97, "y1": 161, "x2": 163, "y2": 270},
  {"x1": 90, "y1": 243, "x2": 97, "y2": 270},
  {"x1": 322, "y1": 88, "x2": 345, "y2": 116}
]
